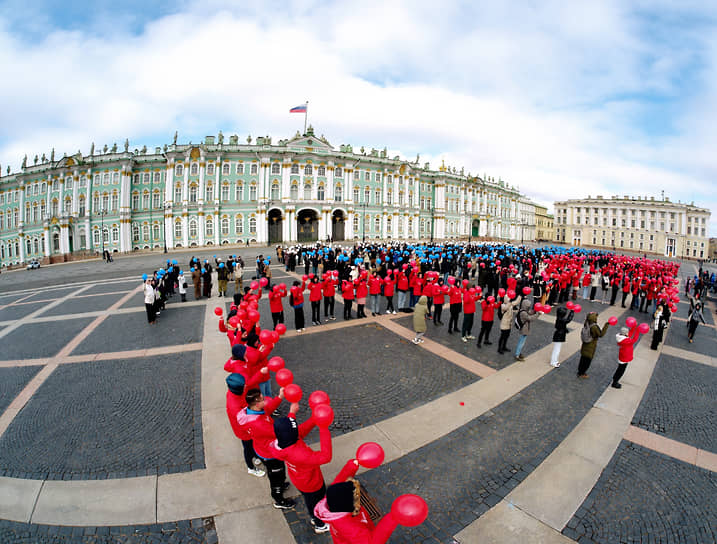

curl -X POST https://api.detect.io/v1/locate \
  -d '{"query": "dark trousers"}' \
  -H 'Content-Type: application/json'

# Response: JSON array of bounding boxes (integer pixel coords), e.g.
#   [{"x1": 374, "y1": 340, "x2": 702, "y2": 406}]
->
[
  {"x1": 344, "y1": 299, "x2": 352, "y2": 319},
  {"x1": 610, "y1": 286, "x2": 619, "y2": 305},
  {"x1": 688, "y1": 319, "x2": 699, "y2": 339},
  {"x1": 621, "y1": 291, "x2": 629, "y2": 307},
  {"x1": 612, "y1": 362, "x2": 627, "y2": 385},
  {"x1": 497, "y1": 329, "x2": 510, "y2": 352},
  {"x1": 461, "y1": 313, "x2": 474, "y2": 337},
  {"x1": 357, "y1": 303, "x2": 365, "y2": 318},
  {"x1": 589, "y1": 287, "x2": 597, "y2": 300},
  {"x1": 323, "y1": 296, "x2": 335, "y2": 317},
  {"x1": 262, "y1": 458, "x2": 287, "y2": 502},
  {"x1": 241, "y1": 439, "x2": 256, "y2": 469},
  {"x1": 311, "y1": 300, "x2": 321, "y2": 323},
  {"x1": 448, "y1": 303, "x2": 461, "y2": 332},
  {"x1": 302, "y1": 483, "x2": 327, "y2": 526},
  {"x1": 145, "y1": 303, "x2": 156, "y2": 323},
  {"x1": 433, "y1": 304, "x2": 443, "y2": 324},
  {"x1": 577, "y1": 355, "x2": 593, "y2": 376},
  {"x1": 385, "y1": 295, "x2": 394, "y2": 312},
  {"x1": 271, "y1": 311, "x2": 284, "y2": 328},
  {"x1": 294, "y1": 306, "x2": 305, "y2": 330},
  {"x1": 477, "y1": 320, "x2": 494, "y2": 345},
  {"x1": 650, "y1": 329, "x2": 663, "y2": 350}
]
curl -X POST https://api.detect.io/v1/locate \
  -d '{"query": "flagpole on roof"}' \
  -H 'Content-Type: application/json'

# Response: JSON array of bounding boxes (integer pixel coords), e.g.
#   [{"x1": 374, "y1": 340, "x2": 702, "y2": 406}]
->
[{"x1": 304, "y1": 101, "x2": 309, "y2": 135}]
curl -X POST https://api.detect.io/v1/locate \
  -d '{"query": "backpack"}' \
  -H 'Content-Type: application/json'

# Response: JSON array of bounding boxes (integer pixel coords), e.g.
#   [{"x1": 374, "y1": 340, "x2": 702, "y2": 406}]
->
[
  {"x1": 580, "y1": 321, "x2": 593, "y2": 343},
  {"x1": 514, "y1": 310, "x2": 525, "y2": 330}
]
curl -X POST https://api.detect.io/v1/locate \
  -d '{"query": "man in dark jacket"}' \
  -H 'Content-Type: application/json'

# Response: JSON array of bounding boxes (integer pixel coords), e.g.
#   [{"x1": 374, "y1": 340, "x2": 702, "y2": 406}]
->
[
  {"x1": 577, "y1": 312, "x2": 610, "y2": 378},
  {"x1": 550, "y1": 305, "x2": 574, "y2": 367}
]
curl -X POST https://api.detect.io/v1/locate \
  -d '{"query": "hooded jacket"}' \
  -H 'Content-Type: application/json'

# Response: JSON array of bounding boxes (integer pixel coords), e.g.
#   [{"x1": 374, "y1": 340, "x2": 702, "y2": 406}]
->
[
  {"x1": 579, "y1": 312, "x2": 610, "y2": 359},
  {"x1": 616, "y1": 325, "x2": 640, "y2": 362},
  {"x1": 499, "y1": 296, "x2": 520, "y2": 330},
  {"x1": 235, "y1": 395, "x2": 283, "y2": 458},
  {"x1": 271, "y1": 418, "x2": 330, "y2": 493},
  {"x1": 413, "y1": 295, "x2": 429, "y2": 333},
  {"x1": 552, "y1": 306, "x2": 574, "y2": 342},
  {"x1": 515, "y1": 298, "x2": 540, "y2": 335}
]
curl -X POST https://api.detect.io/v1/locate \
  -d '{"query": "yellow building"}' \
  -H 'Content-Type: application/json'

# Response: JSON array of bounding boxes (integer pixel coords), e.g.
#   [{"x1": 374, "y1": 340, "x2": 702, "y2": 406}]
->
[{"x1": 534, "y1": 204, "x2": 554, "y2": 242}]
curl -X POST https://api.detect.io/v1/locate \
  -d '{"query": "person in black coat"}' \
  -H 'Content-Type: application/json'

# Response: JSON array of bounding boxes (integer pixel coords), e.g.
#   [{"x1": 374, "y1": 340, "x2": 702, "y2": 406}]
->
[
  {"x1": 550, "y1": 305, "x2": 574, "y2": 367},
  {"x1": 650, "y1": 305, "x2": 667, "y2": 350}
]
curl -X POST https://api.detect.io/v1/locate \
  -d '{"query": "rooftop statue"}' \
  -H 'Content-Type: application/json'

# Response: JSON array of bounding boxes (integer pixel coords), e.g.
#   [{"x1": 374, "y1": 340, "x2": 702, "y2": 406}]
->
[
  {"x1": 90, "y1": 142, "x2": 95, "y2": 155},
  {"x1": 218, "y1": 130, "x2": 224, "y2": 144},
  {"x1": 124, "y1": 139, "x2": 129, "y2": 152},
  {"x1": 173, "y1": 131, "x2": 178, "y2": 145}
]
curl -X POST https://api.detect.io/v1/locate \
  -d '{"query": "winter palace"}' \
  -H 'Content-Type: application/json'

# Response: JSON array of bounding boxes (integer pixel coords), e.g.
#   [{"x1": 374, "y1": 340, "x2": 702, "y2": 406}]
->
[{"x1": 0, "y1": 127, "x2": 536, "y2": 266}]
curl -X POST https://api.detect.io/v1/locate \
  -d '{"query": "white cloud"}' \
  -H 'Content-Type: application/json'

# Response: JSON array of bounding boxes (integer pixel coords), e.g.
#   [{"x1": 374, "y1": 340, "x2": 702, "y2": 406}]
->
[{"x1": 0, "y1": 0, "x2": 716, "y2": 235}]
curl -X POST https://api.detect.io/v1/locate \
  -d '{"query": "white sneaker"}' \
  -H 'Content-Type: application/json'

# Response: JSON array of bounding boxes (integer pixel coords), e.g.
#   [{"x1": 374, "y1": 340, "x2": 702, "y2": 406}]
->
[
  {"x1": 313, "y1": 522, "x2": 330, "y2": 534},
  {"x1": 418, "y1": 338, "x2": 425, "y2": 343},
  {"x1": 550, "y1": 362, "x2": 560, "y2": 368},
  {"x1": 392, "y1": 310, "x2": 397, "y2": 314},
  {"x1": 248, "y1": 467, "x2": 266, "y2": 477},
  {"x1": 412, "y1": 338, "x2": 420, "y2": 344},
  {"x1": 461, "y1": 337, "x2": 467, "y2": 343},
  {"x1": 467, "y1": 335, "x2": 475, "y2": 340},
  {"x1": 386, "y1": 310, "x2": 391, "y2": 314}
]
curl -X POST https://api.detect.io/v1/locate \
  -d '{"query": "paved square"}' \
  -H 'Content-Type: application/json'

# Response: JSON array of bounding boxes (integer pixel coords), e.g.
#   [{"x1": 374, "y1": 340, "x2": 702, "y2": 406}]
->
[
  {"x1": 0, "y1": 318, "x2": 95, "y2": 360},
  {"x1": 0, "y1": 301, "x2": 49, "y2": 322},
  {"x1": 663, "y1": 317, "x2": 717, "y2": 356},
  {"x1": 40, "y1": 293, "x2": 126, "y2": 317},
  {"x1": 0, "y1": 366, "x2": 43, "y2": 414},
  {"x1": 82, "y1": 281, "x2": 140, "y2": 296},
  {"x1": 71, "y1": 305, "x2": 204, "y2": 355},
  {"x1": 0, "y1": 352, "x2": 203, "y2": 480},
  {"x1": 22, "y1": 286, "x2": 78, "y2": 303}
]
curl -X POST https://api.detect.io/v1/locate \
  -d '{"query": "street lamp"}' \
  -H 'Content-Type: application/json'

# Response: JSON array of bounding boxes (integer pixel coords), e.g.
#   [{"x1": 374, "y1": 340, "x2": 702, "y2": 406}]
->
[
  {"x1": 97, "y1": 208, "x2": 107, "y2": 257},
  {"x1": 360, "y1": 202, "x2": 368, "y2": 243}
]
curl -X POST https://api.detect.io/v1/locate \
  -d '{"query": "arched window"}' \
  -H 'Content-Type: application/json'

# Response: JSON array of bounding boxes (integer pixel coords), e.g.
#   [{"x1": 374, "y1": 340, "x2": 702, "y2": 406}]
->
[
  {"x1": 250, "y1": 163, "x2": 258, "y2": 175},
  {"x1": 375, "y1": 190, "x2": 381, "y2": 204},
  {"x1": 334, "y1": 183, "x2": 342, "y2": 201},
  {"x1": 26, "y1": 238, "x2": 32, "y2": 254},
  {"x1": 408, "y1": 218, "x2": 413, "y2": 236},
  {"x1": 111, "y1": 193, "x2": 119, "y2": 211},
  {"x1": 132, "y1": 192, "x2": 140, "y2": 209},
  {"x1": 290, "y1": 182, "x2": 299, "y2": 200},
  {"x1": 303, "y1": 183, "x2": 311, "y2": 200},
  {"x1": 174, "y1": 184, "x2": 182, "y2": 203},
  {"x1": 51, "y1": 199, "x2": 59, "y2": 216},
  {"x1": 408, "y1": 192, "x2": 413, "y2": 207},
  {"x1": 353, "y1": 187, "x2": 360, "y2": 201},
  {"x1": 142, "y1": 191, "x2": 149, "y2": 209},
  {"x1": 206, "y1": 217, "x2": 214, "y2": 236},
  {"x1": 78, "y1": 197, "x2": 86, "y2": 217},
  {"x1": 53, "y1": 232, "x2": 60, "y2": 251},
  {"x1": 111, "y1": 226, "x2": 119, "y2": 242},
  {"x1": 112, "y1": 172, "x2": 119, "y2": 184},
  {"x1": 353, "y1": 215, "x2": 359, "y2": 231},
  {"x1": 317, "y1": 165, "x2": 326, "y2": 176},
  {"x1": 249, "y1": 184, "x2": 257, "y2": 200},
  {"x1": 33, "y1": 238, "x2": 39, "y2": 253},
  {"x1": 175, "y1": 164, "x2": 184, "y2": 176},
  {"x1": 386, "y1": 191, "x2": 392, "y2": 205},
  {"x1": 64, "y1": 198, "x2": 71, "y2": 214},
  {"x1": 317, "y1": 184, "x2": 325, "y2": 201},
  {"x1": 223, "y1": 163, "x2": 231, "y2": 175},
  {"x1": 190, "y1": 163, "x2": 198, "y2": 175},
  {"x1": 271, "y1": 182, "x2": 280, "y2": 200},
  {"x1": 291, "y1": 164, "x2": 299, "y2": 175},
  {"x1": 304, "y1": 164, "x2": 313, "y2": 175},
  {"x1": 235, "y1": 183, "x2": 243, "y2": 200},
  {"x1": 364, "y1": 187, "x2": 370, "y2": 204},
  {"x1": 132, "y1": 223, "x2": 140, "y2": 242},
  {"x1": 222, "y1": 217, "x2": 230, "y2": 235},
  {"x1": 387, "y1": 217, "x2": 392, "y2": 233},
  {"x1": 271, "y1": 163, "x2": 281, "y2": 175},
  {"x1": 93, "y1": 228, "x2": 100, "y2": 246},
  {"x1": 142, "y1": 224, "x2": 149, "y2": 240},
  {"x1": 335, "y1": 167, "x2": 342, "y2": 178},
  {"x1": 189, "y1": 185, "x2": 198, "y2": 203},
  {"x1": 374, "y1": 216, "x2": 381, "y2": 231},
  {"x1": 40, "y1": 200, "x2": 46, "y2": 219},
  {"x1": 206, "y1": 163, "x2": 215, "y2": 176},
  {"x1": 152, "y1": 191, "x2": 161, "y2": 209},
  {"x1": 189, "y1": 218, "x2": 198, "y2": 237},
  {"x1": 249, "y1": 216, "x2": 257, "y2": 233},
  {"x1": 142, "y1": 173, "x2": 150, "y2": 183},
  {"x1": 174, "y1": 219, "x2": 182, "y2": 239},
  {"x1": 32, "y1": 202, "x2": 39, "y2": 222},
  {"x1": 235, "y1": 215, "x2": 243, "y2": 234},
  {"x1": 205, "y1": 184, "x2": 213, "y2": 201}
]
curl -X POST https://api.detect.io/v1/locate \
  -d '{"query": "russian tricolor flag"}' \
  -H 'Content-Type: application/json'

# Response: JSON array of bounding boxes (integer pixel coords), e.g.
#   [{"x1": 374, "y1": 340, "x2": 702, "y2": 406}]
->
[{"x1": 290, "y1": 104, "x2": 307, "y2": 113}]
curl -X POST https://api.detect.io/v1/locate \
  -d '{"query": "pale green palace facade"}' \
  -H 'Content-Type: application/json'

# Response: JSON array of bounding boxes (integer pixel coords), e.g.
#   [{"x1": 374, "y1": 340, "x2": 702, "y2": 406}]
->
[{"x1": 0, "y1": 127, "x2": 527, "y2": 266}]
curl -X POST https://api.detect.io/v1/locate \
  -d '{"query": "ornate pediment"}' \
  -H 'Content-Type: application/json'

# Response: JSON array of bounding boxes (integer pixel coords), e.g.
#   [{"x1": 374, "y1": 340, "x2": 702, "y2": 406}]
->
[{"x1": 285, "y1": 127, "x2": 333, "y2": 152}]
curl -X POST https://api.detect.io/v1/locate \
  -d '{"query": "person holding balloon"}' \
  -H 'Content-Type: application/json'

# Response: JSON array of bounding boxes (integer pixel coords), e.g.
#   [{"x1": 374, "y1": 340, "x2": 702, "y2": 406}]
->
[
  {"x1": 268, "y1": 283, "x2": 287, "y2": 328},
  {"x1": 650, "y1": 305, "x2": 667, "y2": 350},
  {"x1": 476, "y1": 291, "x2": 499, "y2": 347},
  {"x1": 496, "y1": 292, "x2": 520, "y2": 354},
  {"x1": 291, "y1": 279, "x2": 307, "y2": 332},
  {"x1": 514, "y1": 292, "x2": 542, "y2": 361},
  {"x1": 550, "y1": 304, "x2": 574, "y2": 368},
  {"x1": 612, "y1": 320, "x2": 645, "y2": 389},
  {"x1": 143, "y1": 275, "x2": 157, "y2": 324}
]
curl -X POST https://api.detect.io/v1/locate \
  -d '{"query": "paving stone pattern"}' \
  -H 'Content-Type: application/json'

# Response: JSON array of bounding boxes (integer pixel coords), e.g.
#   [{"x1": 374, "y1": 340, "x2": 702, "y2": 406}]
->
[
  {"x1": 82, "y1": 281, "x2": 140, "y2": 296},
  {"x1": 663, "y1": 316, "x2": 717, "y2": 357},
  {"x1": 268, "y1": 323, "x2": 479, "y2": 439},
  {"x1": 0, "y1": 318, "x2": 95, "y2": 360},
  {"x1": 0, "y1": 517, "x2": 218, "y2": 544},
  {"x1": 71, "y1": 305, "x2": 204, "y2": 355},
  {"x1": 22, "y1": 286, "x2": 78, "y2": 302},
  {"x1": 286, "y1": 338, "x2": 622, "y2": 543},
  {"x1": 0, "y1": 301, "x2": 51, "y2": 322},
  {"x1": 40, "y1": 294, "x2": 126, "y2": 317},
  {"x1": 0, "y1": 366, "x2": 43, "y2": 414},
  {"x1": 674, "y1": 298, "x2": 715, "y2": 326},
  {"x1": 0, "y1": 352, "x2": 204, "y2": 479},
  {"x1": 563, "y1": 441, "x2": 717, "y2": 544},
  {"x1": 632, "y1": 354, "x2": 717, "y2": 453}
]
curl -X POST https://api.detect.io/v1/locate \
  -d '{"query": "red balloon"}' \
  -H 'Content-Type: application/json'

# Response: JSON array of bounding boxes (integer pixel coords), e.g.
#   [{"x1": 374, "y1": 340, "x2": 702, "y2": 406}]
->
[
  {"x1": 236, "y1": 309, "x2": 247, "y2": 320},
  {"x1": 608, "y1": 316, "x2": 618, "y2": 326},
  {"x1": 573, "y1": 304, "x2": 582, "y2": 313},
  {"x1": 250, "y1": 280, "x2": 259, "y2": 290},
  {"x1": 284, "y1": 383, "x2": 302, "y2": 403},
  {"x1": 391, "y1": 494, "x2": 429, "y2": 527},
  {"x1": 214, "y1": 307, "x2": 223, "y2": 316},
  {"x1": 462, "y1": 279, "x2": 469, "y2": 287},
  {"x1": 259, "y1": 330, "x2": 273, "y2": 344},
  {"x1": 302, "y1": 274, "x2": 309, "y2": 280},
  {"x1": 267, "y1": 357, "x2": 285, "y2": 372},
  {"x1": 522, "y1": 287, "x2": 532, "y2": 295},
  {"x1": 402, "y1": 264, "x2": 408, "y2": 270},
  {"x1": 309, "y1": 390, "x2": 331, "y2": 408},
  {"x1": 638, "y1": 322, "x2": 650, "y2": 334},
  {"x1": 269, "y1": 331, "x2": 280, "y2": 344},
  {"x1": 279, "y1": 283, "x2": 287, "y2": 290},
  {"x1": 534, "y1": 303, "x2": 544, "y2": 313},
  {"x1": 566, "y1": 301, "x2": 575, "y2": 310},
  {"x1": 239, "y1": 301, "x2": 248, "y2": 309},
  {"x1": 498, "y1": 288, "x2": 506, "y2": 297},
  {"x1": 487, "y1": 295, "x2": 495, "y2": 303},
  {"x1": 275, "y1": 323, "x2": 287, "y2": 335},
  {"x1": 276, "y1": 368, "x2": 294, "y2": 387},
  {"x1": 309, "y1": 273, "x2": 314, "y2": 279},
  {"x1": 248, "y1": 310, "x2": 260, "y2": 323},
  {"x1": 475, "y1": 286, "x2": 482, "y2": 295},
  {"x1": 507, "y1": 290, "x2": 516, "y2": 299},
  {"x1": 447, "y1": 277, "x2": 456, "y2": 285},
  {"x1": 228, "y1": 316, "x2": 239, "y2": 327},
  {"x1": 259, "y1": 277, "x2": 269, "y2": 287},
  {"x1": 542, "y1": 304, "x2": 552, "y2": 314},
  {"x1": 356, "y1": 442, "x2": 385, "y2": 468},
  {"x1": 625, "y1": 316, "x2": 637, "y2": 328},
  {"x1": 313, "y1": 403, "x2": 334, "y2": 428}
]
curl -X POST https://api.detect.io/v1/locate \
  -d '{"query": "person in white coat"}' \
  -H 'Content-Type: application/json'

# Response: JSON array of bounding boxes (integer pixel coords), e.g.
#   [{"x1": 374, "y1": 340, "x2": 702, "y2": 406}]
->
[{"x1": 178, "y1": 270, "x2": 187, "y2": 302}]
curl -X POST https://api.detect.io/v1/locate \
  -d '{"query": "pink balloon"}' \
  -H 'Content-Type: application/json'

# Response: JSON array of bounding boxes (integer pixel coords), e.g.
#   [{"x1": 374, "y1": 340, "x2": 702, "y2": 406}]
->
[
  {"x1": 507, "y1": 290, "x2": 516, "y2": 299},
  {"x1": 573, "y1": 304, "x2": 582, "y2": 313},
  {"x1": 284, "y1": 383, "x2": 302, "y2": 403},
  {"x1": 276, "y1": 368, "x2": 294, "y2": 387},
  {"x1": 487, "y1": 295, "x2": 495, "y2": 303},
  {"x1": 259, "y1": 277, "x2": 268, "y2": 287},
  {"x1": 475, "y1": 286, "x2": 482, "y2": 295},
  {"x1": 309, "y1": 273, "x2": 315, "y2": 279},
  {"x1": 608, "y1": 316, "x2": 618, "y2": 326},
  {"x1": 302, "y1": 274, "x2": 308, "y2": 280},
  {"x1": 313, "y1": 404, "x2": 334, "y2": 428},
  {"x1": 391, "y1": 494, "x2": 429, "y2": 527},
  {"x1": 275, "y1": 323, "x2": 287, "y2": 335},
  {"x1": 638, "y1": 322, "x2": 650, "y2": 334},
  {"x1": 267, "y1": 357, "x2": 285, "y2": 372},
  {"x1": 356, "y1": 442, "x2": 385, "y2": 468},
  {"x1": 625, "y1": 316, "x2": 637, "y2": 328},
  {"x1": 308, "y1": 390, "x2": 331, "y2": 408}
]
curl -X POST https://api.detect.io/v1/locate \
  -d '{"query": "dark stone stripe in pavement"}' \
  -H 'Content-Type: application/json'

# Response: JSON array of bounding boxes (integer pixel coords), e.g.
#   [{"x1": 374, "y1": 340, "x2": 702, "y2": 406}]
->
[
  {"x1": 663, "y1": 316, "x2": 717, "y2": 357},
  {"x1": 0, "y1": 516, "x2": 218, "y2": 543},
  {"x1": 0, "y1": 352, "x2": 204, "y2": 480},
  {"x1": 0, "y1": 301, "x2": 50, "y2": 322},
  {"x1": 1, "y1": 318, "x2": 95, "y2": 360},
  {"x1": 0, "y1": 366, "x2": 43, "y2": 414},
  {"x1": 21, "y1": 287, "x2": 79, "y2": 303},
  {"x1": 40, "y1": 293, "x2": 126, "y2": 317},
  {"x1": 563, "y1": 441, "x2": 717, "y2": 544},
  {"x1": 287, "y1": 329, "x2": 623, "y2": 542},
  {"x1": 632, "y1": 354, "x2": 717, "y2": 454},
  {"x1": 81, "y1": 281, "x2": 141, "y2": 296}
]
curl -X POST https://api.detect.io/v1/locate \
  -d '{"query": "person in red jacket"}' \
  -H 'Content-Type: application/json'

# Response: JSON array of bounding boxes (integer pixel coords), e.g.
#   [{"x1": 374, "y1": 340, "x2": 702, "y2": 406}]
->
[
  {"x1": 396, "y1": 269, "x2": 410, "y2": 311},
  {"x1": 225, "y1": 372, "x2": 267, "y2": 477},
  {"x1": 308, "y1": 276, "x2": 324, "y2": 325},
  {"x1": 432, "y1": 280, "x2": 446, "y2": 325},
  {"x1": 323, "y1": 272, "x2": 338, "y2": 321},
  {"x1": 342, "y1": 279, "x2": 355, "y2": 320},
  {"x1": 382, "y1": 273, "x2": 396, "y2": 314},
  {"x1": 476, "y1": 295, "x2": 500, "y2": 347},
  {"x1": 237, "y1": 388, "x2": 295, "y2": 509},
  {"x1": 460, "y1": 287, "x2": 478, "y2": 342},
  {"x1": 272, "y1": 414, "x2": 332, "y2": 534},
  {"x1": 367, "y1": 272, "x2": 383, "y2": 316},
  {"x1": 447, "y1": 282, "x2": 463, "y2": 334},
  {"x1": 621, "y1": 275, "x2": 631, "y2": 308},
  {"x1": 290, "y1": 279, "x2": 307, "y2": 332},
  {"x1": 268, "y1": 283, "x2": 287, "y2": 329},
  {"x1": 354, "y1": 275, "x2": 368, "y2": 318},
  {"x1": 612, "y1": 324, "x2": 640, "y2": 388}
]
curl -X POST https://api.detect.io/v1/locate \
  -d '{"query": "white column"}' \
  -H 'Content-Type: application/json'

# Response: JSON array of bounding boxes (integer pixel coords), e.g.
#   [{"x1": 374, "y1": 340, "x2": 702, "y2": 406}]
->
[
  {"x1": 198, "y1": 212, "x2": 205, "y2": 246},
  {"x1": 382, "y1": 212, "x2": 387, "y2": 238},
  {"x1": 413, "y1": 213, "x2": 419, "y2": 239},
  {"x1": 72, "y1": 172, "x2": 79, "y2": 214},
  {"x1": 43, "y1": 225, "x2": 51, "y2": 257},
  {"x1": 165, "y1": 163, "x2": 174, "y2": 203},
  {"x1": 182, "y1": 162, "x2": 189, "y2": 204},
  {"x1": 326, "y1": 164, "x2": 335, "y2": 201},
  {"x1": 18, "y1": 235, "x2": 26, "y2": 263},
  {"x1": 198, "y1": 158, "x2": 206, "y2": 206},
  {"x1": 182, "y1": 215, "x2": 188, "y2": 247},
  {"x1": 214, "y1": 212, "x2": 219, "y2": 246},
  {"x1": 165, "y1": 213, "x2": 174, "y2": 248}
]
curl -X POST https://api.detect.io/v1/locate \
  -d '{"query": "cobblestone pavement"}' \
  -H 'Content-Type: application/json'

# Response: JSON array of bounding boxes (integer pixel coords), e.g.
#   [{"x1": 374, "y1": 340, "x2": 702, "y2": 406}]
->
[
  {"x1": 41, "y1": 293, "x2": 127, "y2": 317},
  {"x1": 563, "y1": 441, "x2": 717, "y2": 544},
  {"x1": 0, "y1": 366, "x2": 42, "y2": 414},
  {"x1": 1, "y1": 317, "x2": 95, "y2": 360},
  {"x1": 632, "y1": 354, "x2": 717, "y2": 453},
  {"x1": 0, "y1": 301, "x2": 50, "y2": 322},
  {"x1": 83, "y1": 281, "x2": 143, "y2": 296},
  {"x1": 663, "y1": 313, "x2": 717, "y2": 357},
  {"x1": 269, "y1": 322, "x2": 479, "y2": 439},
  {"x1": 0, "y1": 352, "x2": 203, "y2": 479},
  {"x1": 0, "y1": 517, "x2": 218, "y2": 544}
]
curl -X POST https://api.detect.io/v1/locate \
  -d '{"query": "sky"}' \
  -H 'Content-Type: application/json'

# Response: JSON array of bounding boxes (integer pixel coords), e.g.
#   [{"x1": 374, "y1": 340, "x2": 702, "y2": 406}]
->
[{"x1": 0, "y1": 0, "x2": 715, "y2": 235}]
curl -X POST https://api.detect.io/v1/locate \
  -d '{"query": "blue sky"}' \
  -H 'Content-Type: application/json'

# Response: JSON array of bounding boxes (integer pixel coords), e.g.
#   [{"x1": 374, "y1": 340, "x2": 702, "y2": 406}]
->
[{"x1": 1, "y1": 0, "x2": 715, "y2": 234}]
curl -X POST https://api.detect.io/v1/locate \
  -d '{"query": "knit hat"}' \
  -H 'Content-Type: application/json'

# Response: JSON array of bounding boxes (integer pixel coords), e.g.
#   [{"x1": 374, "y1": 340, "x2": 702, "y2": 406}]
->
[
  {"x1": 225, "y1": 373, "x2": 245, "y2": 395},
  {"x1": 326, "y1": 480, "x2": 360, "y2": 514},
  {"x1": 620, "y1": 327, "x2": 629, "y2": 336},
  {"x1": 231, "y1": 344, "x2": 247, "y2": 361},
  {"x1": 273, "y1": 417, "x2": 299, "y2": 448}
]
